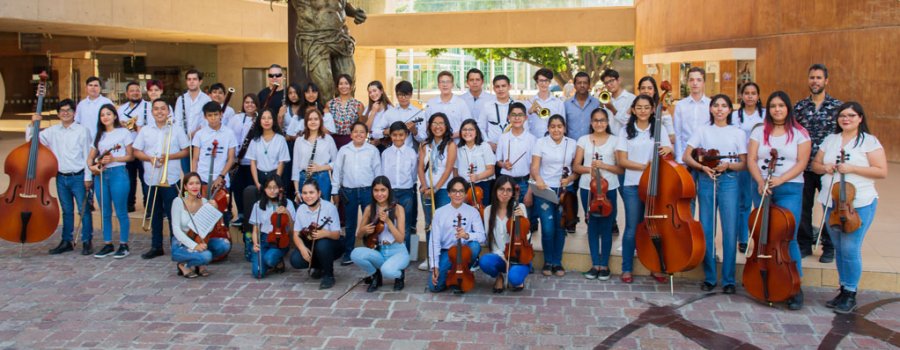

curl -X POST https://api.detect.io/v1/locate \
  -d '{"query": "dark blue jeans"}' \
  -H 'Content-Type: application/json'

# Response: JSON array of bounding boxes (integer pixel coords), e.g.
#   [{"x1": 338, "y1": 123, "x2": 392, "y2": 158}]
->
[
  {"x1": 579, "y1": 188, "x2": 617, "y2": 267},
  {"x1": 56, "y1": 172, "x2": 92, "y2": 243},
  {"x1": 393, "y1": 188, "x2": 417, "y2": 253},
  {"x1": 428, "y1": 242, "x2": 482, "y2": 292},
  {"x1": 148, "y1": 185, "x2": 177, "y2": 250},
  {"x1": 289, "y1": 238, "x2": 343, "y2": 277},
  {"x1": 340, "y1": 186, "x2": 372, "y2": 257},
  {"x1": 251, "y1": 232, "x2": 288, "y2": 278}
]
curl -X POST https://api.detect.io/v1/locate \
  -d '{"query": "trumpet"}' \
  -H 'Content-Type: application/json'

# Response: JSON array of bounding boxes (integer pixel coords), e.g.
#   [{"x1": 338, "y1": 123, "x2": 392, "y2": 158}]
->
[
  {"x1": 598, "y1": 89, "x2": 612, "y2": 104},
  {"x1": 124, "y1": 117, "x2": 138, "y2": 131},
  {"x1": 142, "y1": 118, "x2": 175, "y2": 232},
  {"x1": 530, "y1": 98, "x2": 552, "y2": 119}
]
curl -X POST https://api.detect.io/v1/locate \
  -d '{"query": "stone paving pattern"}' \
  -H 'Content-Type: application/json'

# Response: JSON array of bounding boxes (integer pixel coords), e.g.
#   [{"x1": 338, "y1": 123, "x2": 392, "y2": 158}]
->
[{"x1": 1, "y1": 236, "x2": 898, "y2": 349}]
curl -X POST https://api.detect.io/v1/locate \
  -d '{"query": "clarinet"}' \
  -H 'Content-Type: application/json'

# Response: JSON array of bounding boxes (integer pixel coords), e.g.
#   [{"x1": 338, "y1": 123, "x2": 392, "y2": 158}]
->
[
  {"x1": 229, "y1": 112, "x2": 256, "y2": 176},
  {"x1": 307, "y1": 138, "x2": 318, "y2": 175}
]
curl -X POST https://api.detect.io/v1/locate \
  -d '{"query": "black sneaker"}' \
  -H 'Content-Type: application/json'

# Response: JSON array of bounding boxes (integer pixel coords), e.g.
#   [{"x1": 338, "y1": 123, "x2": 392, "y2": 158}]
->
[
  {"x1": 787, "y1": 290, "x2": 804, "y2": 310},
  {"x1": 141, "y1": 248, "x2": 164, "y2": 260},
  {"x1": 612, "y1": 223, "x2": 620, "y2": 236},
  {"x1": 834, "y1": 291, "x2": 857, "y2": 314},
  {"x1": 582, "y1": 268, "x2": 600, "y2": 280},
  {"x1": 738, "y1": 243, "x2": 748, "y2": 254},
  {"x1": 113, "y1": 244, "x2": 130, "y2": 259},
  {"x1": 825, "y1": 286, "x2": 846, "y2": 308},
  {"x1": 319, "y1": 275, "x2": 335, "y2": 290},
  {"x1": 48, "y1": 240, "x2": 74, "y2": 255},
  {"x1": 597, "y1": 269, "x2": 611, "y2": 281},
  {"x1": 819, "y1": 249, "x2": 835, "y2": 263},
  {"x1": 310, "y1": 268, "x2": 324, "y2": 279},
  {"x1": 230, "y1": 218, "x2": 243, "y2": 227},
  {"x1": 81, "y1": 241, "x2": 93, "y2": 256},
  {"x1": 94, "y1": 244, "x2": 115, "y2": 258}
]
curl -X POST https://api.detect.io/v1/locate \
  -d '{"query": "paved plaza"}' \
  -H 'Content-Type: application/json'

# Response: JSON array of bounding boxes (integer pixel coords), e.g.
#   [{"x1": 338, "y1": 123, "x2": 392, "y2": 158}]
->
[{"x1": 0, "y1": 236, "x2": 898, "y2": 350}]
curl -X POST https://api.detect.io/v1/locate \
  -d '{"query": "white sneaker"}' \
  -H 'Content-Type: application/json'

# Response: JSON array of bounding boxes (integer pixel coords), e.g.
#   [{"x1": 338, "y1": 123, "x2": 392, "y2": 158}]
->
[{"x1": 417, "y1": 261, "x2": 429, "y2": 271}]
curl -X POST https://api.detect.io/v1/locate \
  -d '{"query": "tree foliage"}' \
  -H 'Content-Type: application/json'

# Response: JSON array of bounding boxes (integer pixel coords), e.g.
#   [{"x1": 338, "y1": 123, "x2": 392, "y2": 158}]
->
[{"x1": 427, "y1": 46, "x2": 633, "y2": 87}]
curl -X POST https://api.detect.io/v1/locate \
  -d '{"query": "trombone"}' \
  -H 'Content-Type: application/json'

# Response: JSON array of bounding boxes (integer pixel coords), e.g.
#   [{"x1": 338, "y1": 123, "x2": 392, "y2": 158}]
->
[{"x1": 142, "y1": 118, "x2": 175, "y2": 232}]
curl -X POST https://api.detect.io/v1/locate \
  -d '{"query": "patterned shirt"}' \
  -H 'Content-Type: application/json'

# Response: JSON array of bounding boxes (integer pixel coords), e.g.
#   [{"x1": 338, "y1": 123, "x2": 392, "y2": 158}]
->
[
  {"x1": 327, "y1": 97, "x2": 363, "y2": 135},
  {"x1": 794, "y1": 94, "x2": 842, "y2": 169}
]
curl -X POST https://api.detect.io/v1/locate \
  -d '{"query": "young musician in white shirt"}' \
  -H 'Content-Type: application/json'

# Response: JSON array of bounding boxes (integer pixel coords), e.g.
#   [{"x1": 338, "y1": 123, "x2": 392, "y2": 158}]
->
[
  {"x1": 191, "y1": 101, "x2": 237, "y2": 225},
  {"x1": 351, "y1": 176, "x2": 409, "y2": 292},
  {"x1": 525, "y1": 68, "x2": 565, "y2": 139},
  {"x1": 175, "y1": 69, "x2": 212, "y2": 172},
  {"x1": 427, "y1": 177, "x2": 486, "y2": 294},
  {"x1": 88, "y1": 104, "x2": 135, "y2": 259},
  {"x1": 332, "y1": 122, "x2": 382, "y2": 265}
]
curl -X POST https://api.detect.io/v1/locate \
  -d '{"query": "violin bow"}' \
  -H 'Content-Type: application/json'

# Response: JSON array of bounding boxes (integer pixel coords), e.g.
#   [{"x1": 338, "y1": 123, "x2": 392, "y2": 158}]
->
[
  {"x1": 814, "y1": 161, "x2": 840, "y2": 252},
  {"x1": 254, "y1": 195, "x2": 263, "y2": 279},
  {"x1": 307, "y1": 203, "x2": 322, "y2": 277}
]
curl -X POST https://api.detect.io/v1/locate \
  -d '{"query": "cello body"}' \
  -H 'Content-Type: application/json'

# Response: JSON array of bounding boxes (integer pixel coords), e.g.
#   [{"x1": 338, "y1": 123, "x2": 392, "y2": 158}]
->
[
  {"x1": 743, "y1": 203, "x2": 800, "y2": 303},
  {"x1": 0, "y1": 72, "x2": 61, "y2": 244}
]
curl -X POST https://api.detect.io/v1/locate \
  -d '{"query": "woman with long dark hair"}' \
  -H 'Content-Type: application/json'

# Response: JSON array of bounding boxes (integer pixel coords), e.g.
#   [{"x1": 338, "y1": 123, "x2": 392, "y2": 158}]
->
[
  {"x1": 325, "y1": 74, "x2": 363, "y2": 149},
  {"x1": 248, "y1": 175, "x2": 295, "y2": 278},
  {"x1": 455, "y1": 118, "x2": 495, "y2": 206},
  {"x1": 733, "y1": 82, "x2": 765, "y2": 252},
  {"x1": 350, "y1": 176, "x2": 409, "y2": 292},
  {"x1": 416, "y1": 112, "x2": 458, "y2": 271},
  {"x1": 478, "y1": 175, "x2": 530, "y2": 292},
  {"x1": 88, "y1": 104, "x2": 134, "y2": 259}
]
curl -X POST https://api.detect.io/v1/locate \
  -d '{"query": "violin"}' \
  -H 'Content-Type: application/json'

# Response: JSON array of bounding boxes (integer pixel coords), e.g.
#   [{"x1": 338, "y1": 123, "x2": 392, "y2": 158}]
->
[
  {"x1": 558, "y1": 166, "x2": 579, "y2": 230},
  {"x1": 505, "y1": 185, "x2": 534, "y2": 265},
  {"x1": 0, "y1": 72, "x2": 61, "y2": 244},
  {"x1": 589, "y1": 153, "x2": 613, "y2": 217},
  {"x1": 690, "y1": 148, "x2": 739, "y2": 169},
  {"x1": 828, "y1": 150, "x2": 861, "y2": 233},
  {"x1": 363, "y1": 206, "x2": 388, "y2": 249},
  {"x1": 299, "y1": 217, "x2": 333, "y2": 241},
  {"x1": 635, "y1": 83, "x2": 705, "y2": 277},
  {"x1": 446, "y1": 213, "x2": 475, "y2": 293},
  {"x1": 743, "y1": 149, "x2": 801, "y2": 304},
  {"x1": 465, "y1": 163, "x2": 485, "y2": 216},
  {"x1": 93, "y1": 145, "x2": 122, "y2": 171},
  {"x1": 266, "y1": 191, "x2": 292, "y2": 249}
]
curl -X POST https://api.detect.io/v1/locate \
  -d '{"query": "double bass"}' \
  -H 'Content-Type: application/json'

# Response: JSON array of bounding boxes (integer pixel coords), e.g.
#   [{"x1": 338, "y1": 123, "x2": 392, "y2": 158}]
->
[
  {"x1": 634, "y1": 83, "x2": 705, "y2": 284},
  {"x1": 200, "y1": 139, "x2": 232, "y2": 261},
  {"x1": 589, "y1": 153, "x2": 613, "y2": 217},
  {"x1": 743, "y1": 149, "x2": 801, "y2": 304},
  {"x1": 828, "y1": 150, "x2": 861, "y2": 233},
  {"x1": 446, "y1": 213, "x2": 475, "y2": 293},
  {"x1": 0, "y1": 72, "x2": 60, "y2": 244}
]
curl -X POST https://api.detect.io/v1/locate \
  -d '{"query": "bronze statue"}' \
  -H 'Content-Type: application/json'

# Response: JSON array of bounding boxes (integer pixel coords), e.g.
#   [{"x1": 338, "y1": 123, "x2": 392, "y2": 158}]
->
[{"x1": 292, "y1": 0, "x2": 366, "y2": 99}]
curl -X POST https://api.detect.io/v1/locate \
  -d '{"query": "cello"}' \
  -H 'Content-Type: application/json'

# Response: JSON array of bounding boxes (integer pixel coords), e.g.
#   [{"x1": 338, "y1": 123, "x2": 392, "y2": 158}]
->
[
  {"x1": 634, "y1": 83, "x2": 705, "y2": 288},
  {"x1": 446, "y1": 213, "x2": 475, "y2": 293},
  {"x1": 588, "y1": 153, "x2": 613, "y2": 217},
  {"x1": 743, "y1": 149, "x2": 801, "y2": 304},
  {"x1": 0, "y1": 72, "x2": 61, "y2": 245},
  {"x1": 827, "y1": 150, "x2": 861, "y2": 233},
  {"x1": 200, "y1": 139, "x2": 232, "y2": 261}
]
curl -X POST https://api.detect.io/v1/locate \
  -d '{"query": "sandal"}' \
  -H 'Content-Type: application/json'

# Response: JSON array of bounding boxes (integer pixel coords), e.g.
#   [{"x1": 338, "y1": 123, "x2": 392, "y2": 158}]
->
[
  {"x1": 195, "y1": 267, "x2": 210, "y2": 277},
  {"x1": 492, "y1": 277, "x2": 505, "y2": 294},
  {"x1": 178, "y1": 264, "x2": 198, "y2": 279},
  {"x1": 620, "y1": 272, "x2": 633, "y2": 284}
]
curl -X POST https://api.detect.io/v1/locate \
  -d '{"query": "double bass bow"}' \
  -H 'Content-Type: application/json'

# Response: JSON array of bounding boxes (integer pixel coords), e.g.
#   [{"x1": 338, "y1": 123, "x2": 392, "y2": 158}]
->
[
  {"x1": 634, "y1": 83, "x2": 705, "y2": 293},
  {"x1": 0, "y1": 72, "x2": 60, "y2": 245},
  {"x1": 446, "y1": 213, "x2": 475, "y2": 294},
  {"x1": 743, "y1": 149, "x2": 801, "y2": 305}
]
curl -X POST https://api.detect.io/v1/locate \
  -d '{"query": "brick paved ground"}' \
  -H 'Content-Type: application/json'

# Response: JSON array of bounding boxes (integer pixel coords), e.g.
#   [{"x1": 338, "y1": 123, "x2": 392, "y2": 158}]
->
[{"x1": 1, "y1": 236, "x2": 898, "y2": 349}]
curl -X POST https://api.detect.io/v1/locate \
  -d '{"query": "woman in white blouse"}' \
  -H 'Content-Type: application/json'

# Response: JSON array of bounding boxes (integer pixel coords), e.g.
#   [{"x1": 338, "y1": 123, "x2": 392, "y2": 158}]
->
[
  {"x1": 455, "y1": 118, "x2": 496, "y2": 206},
  {"x1": 170, "y1": 172, "x2": 232, "y2": 278},
  {"x1": 478, "y1": 176, "x2": 530, "y2": 292},
  {"x1": 88, "y1": 104, "x2": 135, "y2": 259},
  {"x1": 811, "y1": 102, "x2": 887, "y2": 314},
  {"x1": 573, "y1": 108, "x2": 623, "y2": 281},
  {"x1": 291, "y1": 109, "x2": 337, "y2": 203},
  {"x1": 248, "y1": 175, "x2": 295, "y2": 278}
]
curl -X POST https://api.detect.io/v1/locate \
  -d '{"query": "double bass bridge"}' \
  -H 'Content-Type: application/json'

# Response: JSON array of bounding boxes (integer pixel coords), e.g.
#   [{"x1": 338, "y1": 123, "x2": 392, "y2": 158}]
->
[{"x1": 19, "y1": 193, "x2": 37, "y2": 199}]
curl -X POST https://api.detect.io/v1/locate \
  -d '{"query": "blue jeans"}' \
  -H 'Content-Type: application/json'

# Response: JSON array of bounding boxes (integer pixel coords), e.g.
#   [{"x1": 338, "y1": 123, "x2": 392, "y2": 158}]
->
[
  {"x1": 296, "y1": 171, "x2": 331, "y2": 202},
  {"x1": 421, "y1": 188, "x2": 450, "y2": 238},
  {"x1": 180, "y1": 157, "x2": 191, "y2": 174},
  {"x1": 250, "y1": 232, "x2": 288, "y2": 278},
  {"x1": 393, "y1": 188, "x2": 417, "y2": 252},
  {"x1": 479, "y1": 253, "x2": 530, "y2": 287},
  {"x1": 94, "y1": 166, "x2": 130, "y2": 243},
  {"x1": 579, "y1": 188, "x2": 617, "y2": 267},
  {"x1": 56, "y1": 172, "x2": 92, "y2": 243},
  {"x1": 752, "y1": 182, "x2": 804, "y2": 276},
  {"x1": 621, "y1": 185, "x2": 643, "y2": 273},
  {"x1": 350, "y1": 243, "x2": 409, "y2": 279},
  {"x1": 825, "y1": 200, "x2": 877, "y2": 292},
  {"x1": 148, "y1": 186, "x2": 177, "y2": 250},
  {"x1": 340, "y1": 186, "x2": 372, "y2": 257},
  {"x1": 698, "y1": 172, "x2": 739, "y2": 286},
  {"x1": 534, "y1": 186, "x2": 571, "y2": 266},
  {"x1": 171, "y1": 238, "x2": 230, "y2": 268},
  {"x1": 428, "y1": 241, "x2": 481, "y2": 292},
  {"x1": 737, "y1": 171, "x2": 754, "y2": 245},
  {"x1": 289, "y1": 238, "x2": 343, "y2": 277}
]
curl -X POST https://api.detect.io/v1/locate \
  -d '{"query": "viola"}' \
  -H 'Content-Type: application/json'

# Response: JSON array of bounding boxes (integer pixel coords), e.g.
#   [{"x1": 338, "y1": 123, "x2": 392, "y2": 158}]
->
[
  {"x1": 690, "y1": 148, "x2": 739, "y2": 169},
  {"x1": 634, "y1": 83, "x2": 705, "y2": 277},
  {"x1": 589, "y1": 153, "x2": 613, "y2": 217},
  {"x1": 505, "y1": 185, "x2": 534, "y2": 265},
  {"x1": 558, "y1": 166, "x2": 579, "y2": 230},
  {"x1": 828, "y1": 150, "x2": 861, "y2": 233},
  {"x1": 446, "y1": 213, "x2": 475, "y2": 293},
  {"x1": 363, "y1": 206, "x2": 388, "y2": 249},
  {"x1": 299, "y1": 217, "x2": 333, "y2": 241},
  {"x1": 743, "y1": 149, "x2": 801, "y2": 304},
  {"x1": 266, "y1": 191, "x2": 292, "y2": 249},
  {"x1": 0, "y1": 72, "x2": 61, "y2": 244},
  {"x1": 465, "y1": 163, "x2": 485, "y2": 217}
]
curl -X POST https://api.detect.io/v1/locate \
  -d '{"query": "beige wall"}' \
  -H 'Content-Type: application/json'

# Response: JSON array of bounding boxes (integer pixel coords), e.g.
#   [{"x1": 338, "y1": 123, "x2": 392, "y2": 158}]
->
[
  {"x1": 634, "y1": 0, "x2": 900, "y2": 160},
  {"x1": 217, "y1": 43, "x2": 289, "y2": 110}
]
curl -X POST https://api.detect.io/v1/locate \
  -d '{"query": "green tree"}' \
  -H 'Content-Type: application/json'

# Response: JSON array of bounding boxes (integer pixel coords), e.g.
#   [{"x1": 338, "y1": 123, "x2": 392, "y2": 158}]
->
[{"x1": 427, "y1": 46, "x2": 633, "y2": 87}]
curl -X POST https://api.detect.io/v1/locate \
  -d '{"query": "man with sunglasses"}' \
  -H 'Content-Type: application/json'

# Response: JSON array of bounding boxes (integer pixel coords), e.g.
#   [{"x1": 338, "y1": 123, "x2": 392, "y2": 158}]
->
[{"x1": 257, "y1": 64, "x2": 286, "y2": 115}]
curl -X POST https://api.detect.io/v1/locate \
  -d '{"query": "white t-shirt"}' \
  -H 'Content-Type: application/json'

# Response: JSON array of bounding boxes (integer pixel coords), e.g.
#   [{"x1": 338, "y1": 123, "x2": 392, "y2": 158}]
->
[
  {"x1": 455, "y1": 143, "x2": 497, "y2": 182},
  {"x1": 532, "y1": 136, "x2": 577, "y2": 188},
  {"x1": 291, "y1": 134, "x2": 338, "y2": 181},
  {"x1": 731, "y1": 108, "x2": 765, "y2": 139},
  {"x1": 192, "y1": 126, "x2": 238, "y2": 186},
  {"x1": 249, "y1": 200, "x2": 297, "y2": 234},
  {"x1": 749, "y1": 127, "x2": 810, "y2": 183},
  {"x1": 686, "y1": 124, "x2": 748, "y2": 163},
  {"x1": 576, "y1": 134, "x2": 620, "y2": 191},
  {"x1": 615, "y1": 124, "x2": 673, "y2": 187},
  {"x1": 817, "y1": 133, "x2": 882, "y2": 208},
  {"x1": 246, "y1": 133, "x2": 291, "y2": 172},
  {"x1": 422, "y1": 141, "x2": 454, "y2": 189},
  {"x1": 91, "y1": 128, "x2": 133, "y2": 169}
]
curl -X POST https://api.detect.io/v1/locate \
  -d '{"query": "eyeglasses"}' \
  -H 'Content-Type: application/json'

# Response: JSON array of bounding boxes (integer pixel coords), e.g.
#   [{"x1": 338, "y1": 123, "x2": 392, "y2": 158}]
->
[
  {"x1": 449, "y1": 189, "x2": 466, "y2": 194},
  {"x1": 497, "y1": 188, "x2": 513, "y2": 193},
  {"x1": 431, "y1": 122, "x2": 446, "y2": 126},
  {"x1": 59, "y1": 109, "x2": 73, "y2": 114},
  {"x1": 268, "y1": 73, "x2": 283, "y2": 78},
  {"x1": 592, "y1": 118, "x2": 608, "y2": 123},
  {"x1": 536, "y1": 78, "x2": 551, "y2": 84},
  {"x1": 602, "y1": 79, "x2": 617, "y2": 85},
  {"x1": 438, "y1": 80, "x2": 453, "y2": 84}
]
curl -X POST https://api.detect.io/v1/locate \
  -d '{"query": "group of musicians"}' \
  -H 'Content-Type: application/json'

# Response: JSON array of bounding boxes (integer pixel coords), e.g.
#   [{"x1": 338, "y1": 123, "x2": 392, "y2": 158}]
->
[{"x1": 25, "y1": 63, "x2": 885, "y2": 314}]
